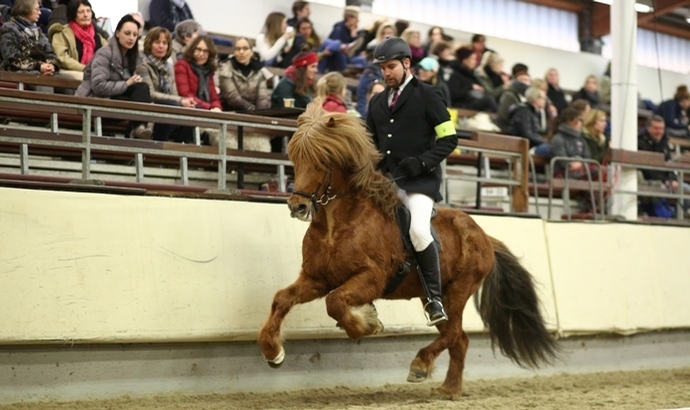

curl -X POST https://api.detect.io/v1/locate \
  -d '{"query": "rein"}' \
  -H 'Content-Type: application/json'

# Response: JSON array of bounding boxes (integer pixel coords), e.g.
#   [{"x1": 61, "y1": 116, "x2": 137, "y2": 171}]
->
[{"x1": 292, "y1": 168, "x2": 339, "y2": 207}]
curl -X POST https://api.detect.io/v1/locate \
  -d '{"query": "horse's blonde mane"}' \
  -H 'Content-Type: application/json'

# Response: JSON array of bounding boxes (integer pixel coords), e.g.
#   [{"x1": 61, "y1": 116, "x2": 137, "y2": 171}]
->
[{"x1": 288, "y1": 102, "x2": 400, "y2": 217}]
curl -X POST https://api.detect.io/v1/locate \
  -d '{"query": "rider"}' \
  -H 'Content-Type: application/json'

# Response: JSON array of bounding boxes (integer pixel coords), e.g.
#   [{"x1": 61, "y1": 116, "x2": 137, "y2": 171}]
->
[{"x1": 365, "y1": 37, "x2": 458, "y2": 326}]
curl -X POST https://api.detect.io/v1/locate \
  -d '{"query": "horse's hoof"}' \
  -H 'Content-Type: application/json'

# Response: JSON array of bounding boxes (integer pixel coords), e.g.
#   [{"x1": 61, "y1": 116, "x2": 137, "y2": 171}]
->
[
  {"x1": 407, "y1": 368, "x2": 427, "y2": 383},
  {"x1": 431, "y1": 386, "x2": 461, "y2": 400},
  {"x1": 265, "y1": 347, "x2": 285, "y2": 369}
]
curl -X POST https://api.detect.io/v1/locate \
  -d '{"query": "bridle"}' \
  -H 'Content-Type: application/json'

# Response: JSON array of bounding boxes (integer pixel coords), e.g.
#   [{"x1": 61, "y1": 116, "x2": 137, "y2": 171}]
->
[{"x1": 292, "y1": 167, "x2": 339, "y2": 208}]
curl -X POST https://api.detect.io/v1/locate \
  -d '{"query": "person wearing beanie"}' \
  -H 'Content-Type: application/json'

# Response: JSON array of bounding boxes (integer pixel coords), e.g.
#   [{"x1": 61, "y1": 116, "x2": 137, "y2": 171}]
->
[
  {"x1": 366, "y1": 36, "x2": 458, "y2": 326},
  {"x1": 446, "y1": 46, "x2": 498, "y2": 111},
  {"x1": 270, "y1": 46, "x2": 318, "y2": 109},
  {"x1": 416, "y1": 56, "x2": 450, "y2": 107}
]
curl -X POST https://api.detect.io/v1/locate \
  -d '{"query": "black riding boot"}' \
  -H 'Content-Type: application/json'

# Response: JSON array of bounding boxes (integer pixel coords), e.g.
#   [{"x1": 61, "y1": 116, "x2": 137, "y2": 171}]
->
[{"x1": 416, "y1": 242, "x2": 448, "y2": 326}]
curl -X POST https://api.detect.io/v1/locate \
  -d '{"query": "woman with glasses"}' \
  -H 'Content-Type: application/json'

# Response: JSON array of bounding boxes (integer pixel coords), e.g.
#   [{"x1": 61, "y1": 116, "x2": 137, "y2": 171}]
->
[
  {"x1": 174, "y1": 35, "x2": 221, "y2": 112},
  {"x1": 218, "y1": 37, "x2": 271, "y2": 112},
  {"x1": 0, "y1": 0, "x2": 60, "y2": 76}
]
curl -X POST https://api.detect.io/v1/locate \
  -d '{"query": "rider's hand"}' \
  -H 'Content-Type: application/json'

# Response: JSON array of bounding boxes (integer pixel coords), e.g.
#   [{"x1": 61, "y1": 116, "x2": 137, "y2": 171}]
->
[{"x1": 399, "y1": 157, "x2": 425, "y2": 178}]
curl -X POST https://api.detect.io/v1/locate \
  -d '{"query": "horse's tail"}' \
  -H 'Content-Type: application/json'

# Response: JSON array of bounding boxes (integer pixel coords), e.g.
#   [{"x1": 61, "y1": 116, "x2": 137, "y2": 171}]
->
[{"x1": 474, "y1": 237, "x2": 561, "y2": 369}]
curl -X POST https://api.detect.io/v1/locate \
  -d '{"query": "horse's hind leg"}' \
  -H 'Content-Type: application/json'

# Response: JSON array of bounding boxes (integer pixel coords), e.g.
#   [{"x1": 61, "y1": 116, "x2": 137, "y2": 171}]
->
[
  {"x1": 325, "y1": 272, "x2": 384, "y2": 340},
  {"x1": 258, "y1": 273, "x2": 328, "y2": 367},
  {"x1": 432, "y1": 330, "x2": 469, "y2": 400}
]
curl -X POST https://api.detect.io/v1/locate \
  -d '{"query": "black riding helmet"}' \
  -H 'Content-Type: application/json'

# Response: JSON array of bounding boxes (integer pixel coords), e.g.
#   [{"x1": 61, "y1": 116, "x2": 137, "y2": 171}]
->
[{"x1": 372, "y1": 37, "x2": 412, "y2": 64}]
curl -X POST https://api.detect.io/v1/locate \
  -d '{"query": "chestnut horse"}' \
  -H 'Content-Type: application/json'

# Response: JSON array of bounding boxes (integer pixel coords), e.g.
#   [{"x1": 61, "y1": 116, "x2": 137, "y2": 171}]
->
[{"x1": 257, "y1": 103, "x2": 559, "y2": 399}]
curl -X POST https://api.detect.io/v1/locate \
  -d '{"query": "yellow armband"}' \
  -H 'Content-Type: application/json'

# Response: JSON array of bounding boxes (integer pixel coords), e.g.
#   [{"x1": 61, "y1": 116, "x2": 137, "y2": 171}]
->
[{"x1": 435, "y1": 120, "x2": 456, "y2": 138}]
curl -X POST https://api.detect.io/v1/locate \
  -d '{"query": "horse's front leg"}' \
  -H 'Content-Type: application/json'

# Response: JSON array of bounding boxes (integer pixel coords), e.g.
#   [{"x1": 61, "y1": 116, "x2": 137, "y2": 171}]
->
[
  {"x1": 258, "y1": 273, "x2": 328, "y2": 368},
  {"x1": 325, "y1": 268, "x2": 385, "y2": 340}
]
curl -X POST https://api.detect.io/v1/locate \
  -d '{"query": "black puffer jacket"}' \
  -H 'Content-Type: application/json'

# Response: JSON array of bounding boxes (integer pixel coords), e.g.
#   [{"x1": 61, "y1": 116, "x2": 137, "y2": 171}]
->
[{"x1": 509, "y1": 103, "x2": 545, "y2": 147}]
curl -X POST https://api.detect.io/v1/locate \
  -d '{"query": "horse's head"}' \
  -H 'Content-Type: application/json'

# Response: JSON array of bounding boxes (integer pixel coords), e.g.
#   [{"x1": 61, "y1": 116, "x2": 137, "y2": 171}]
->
[{"x1": 287, "y1": 102, "x2": 395, "y2": 221}]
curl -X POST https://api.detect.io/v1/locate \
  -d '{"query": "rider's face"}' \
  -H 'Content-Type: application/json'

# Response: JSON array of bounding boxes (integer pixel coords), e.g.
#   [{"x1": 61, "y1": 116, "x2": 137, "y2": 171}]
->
[{"x1": 379, "y1": 58, "x2": 409, "y2": 89}]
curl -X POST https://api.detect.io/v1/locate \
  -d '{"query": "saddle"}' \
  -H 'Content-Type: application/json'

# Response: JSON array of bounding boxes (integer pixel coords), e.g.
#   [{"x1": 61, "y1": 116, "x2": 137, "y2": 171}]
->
[{"x1": 382, "y1": 205, "x2": 441, "y2": 296}]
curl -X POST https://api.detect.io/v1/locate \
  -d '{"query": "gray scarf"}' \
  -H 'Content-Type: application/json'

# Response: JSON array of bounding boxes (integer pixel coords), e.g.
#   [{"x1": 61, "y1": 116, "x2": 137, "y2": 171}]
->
[{"x1": 190, "y1": 62, "x2": 211, "y2": 103}]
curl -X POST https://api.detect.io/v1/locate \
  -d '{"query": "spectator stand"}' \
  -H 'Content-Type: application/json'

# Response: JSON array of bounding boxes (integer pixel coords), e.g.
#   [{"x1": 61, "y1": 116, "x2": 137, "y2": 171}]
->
[
  {"x1": 546, "y1": 157, "x2": 605, "y2": 221},
  {"x1": 0, "y1": 78, "x2": 296, "y2": 197},
  {"x1": 609, "y1": 148, "x2": 690, "y2": 222}
]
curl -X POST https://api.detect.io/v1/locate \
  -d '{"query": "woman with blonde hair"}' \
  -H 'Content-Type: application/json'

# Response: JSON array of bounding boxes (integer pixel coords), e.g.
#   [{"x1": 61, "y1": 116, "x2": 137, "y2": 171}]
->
[
  {"x1": 572, "y1": 74, "x2": 601, "y2": 108},
  {"x1": 255, "y1": 11, "x2": 302, "y2": 67},
  {"x1": 316, "y1": 71, "x2": 348, "y2": 113},
  {"x1": 400, "y1": 27, "x2": 424, "y2": 67},
  {"x1": 582, "y1": 109, "x2": 608, "y2": 163},
  {"x1": 545, "y1": 68, "x2": 568, "y2": 113},
  {"x1": 367, "y1": 20, "x2": 395, "y2": 50},
  {"x1": 474, "y1": 51, "x2": 509, "y2": 100}
]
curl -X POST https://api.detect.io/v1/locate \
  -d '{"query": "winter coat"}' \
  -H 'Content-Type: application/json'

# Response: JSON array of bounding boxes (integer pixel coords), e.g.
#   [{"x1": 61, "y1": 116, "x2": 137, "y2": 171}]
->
[
  {"x1": 148, "y1": 0, "x2": 194, "y2": 33},
  {"x1": 509, "y1": 103, "x2": 545, "y2": 148},
  {"x1": 496, "y1": 80, "x2": 529, "y2": 132},
  {"x1": 270, "y1": 75, "x2": 312, "y2": 109},
  {"x1": 0, "y1": 17, "x2": 59, "y2": 72},
  {"x1": 582, "y1": 128, "x2": 608, "y2": 164},
  {"x1": 656, "y1": 99, "x2": 689, "y2": 134},
  {"x1": 76, "y1": 37, "x2": 142, "y2": 98},
  {"x1": 322, "y1": 94, "x2": 347, "y2": 113},
  {"x1": 140, "y1": 55, "x2": 182, "y2": 104},
  {"x1": 328, "y1": 21, "x2": 357, "y2": 44},
  {"x1": 174, "y1": 58, "x2": 221, "y2": 110},
  {"x1": 447, "y1": 62, "x2": 480, "y2": 108},
  {"x1": 547, "y1": 83, "x2": 568, "y2": 113},
  {"x1": 572, "y1": 87, "x2": 601, "y2": 108},
  {"x1": 638, "y1": 129, "x2": 676, "y2": 182},
  {"x1": 549, "y1": 123, "x2": 591, "y2": 175},
  {"x1": 355, "y1": 63, "x2": 382, "y2": 117},
  {"x1": 474, "y1": 64, "x2": 505, "y2": 100},
  {"x1": 218, "y1": 56, "x2": 271, "y2": 111},
  {"x1": 49, "y1": 23, "x2": 106, "y2": 78},
  {"x1": 366, "y1": 76, "x2": 458, "y2": 202}
]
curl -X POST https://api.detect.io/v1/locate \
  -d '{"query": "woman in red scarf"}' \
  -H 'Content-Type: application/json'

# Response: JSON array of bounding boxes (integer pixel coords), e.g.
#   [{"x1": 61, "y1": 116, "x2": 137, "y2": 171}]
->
[
  {"x1": 270, "y1": 46, "x2": 318, "y2": 109},
  {"x1": 50, "y1": 0, "x2": 107, "y2": 80}
]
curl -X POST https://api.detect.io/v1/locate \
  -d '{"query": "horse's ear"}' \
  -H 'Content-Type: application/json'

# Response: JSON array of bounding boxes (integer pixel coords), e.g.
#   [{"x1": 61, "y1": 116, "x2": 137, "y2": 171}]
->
[{"x1": 327, "y1": 117, "x2": 336, "y2": 128}]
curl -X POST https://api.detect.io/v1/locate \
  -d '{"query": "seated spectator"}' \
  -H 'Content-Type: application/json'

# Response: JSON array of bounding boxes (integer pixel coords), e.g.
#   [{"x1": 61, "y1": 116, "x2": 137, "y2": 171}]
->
[
  {"x1": 656, "y1": 85, "x2": 690, "y2": 138},
  {"x1": 171, "y1": 19, "x2": 200, "y2": 64},
  {"x1": 572, "y1": 75, "x2": 601, "y2": 109},
  {"x1": 495, "y1": 67, "x2": 531, "y2": 131},
  {"x1": 366, "y1": 20, "x2": 395, "y2": 51},
  {"x1": 394, "y1": 19, "x2": 409, "y2": 38},
  {"x1": 532, "y1": 78, "x2": 557, "y2": 135},
  {"x1": 0, "y1": 0, "x2": 60, "y2": 74},
  {"x1": 416, "y1": 57, "x2": 450, "y2": 107},
  {"x1": 508, "y1": 86, "x2": 547, "y2": 148},
  {"x1": 320, "y1": 6, "x2": 366, "y2": 73},
  {"x1": 255, "y1": 12, "x2": 304, "y2": 68},
  {"x1": 0, "y1": 0, "x2": 51, "y2": 33},
  {"x1": 49, "y1": 0, "x2": 106, "y2": 80},
  {"x1": 471, "y1": 34, "x2": 493, "y2": 67},
  {"x1": 365, "y1": 79, "x2": 385, "y2": 114},
  {"x1": 545, "y1": 68, "x2": 568, "y2": 113},
  {"x1": 582, "y1": 109, "x2": 608, "y2": 164},
  {"x1": 296, "y1": 17, "x2": 320, "y2": 50},
  {"x1": 549, "y1": 107, "x2": 591, "y2": 177},
  {"x1": 638, "y1": 115, "x2": 690, "y2": 217},
  {"x1": 423, "y1": 26, "x2": 452, "y2": 54},
  {"x1": 287, "y1": 1, "x2": 309, "y2": 28},
  {"x1": 571, "y1": 98, "x2": 591, "y2": 119},
  {"x1": 316, "y1": 72, "x2": 348, "y2": 113},
  {"x1": 475, "y1": 52, "x2": 509, "y2": 100},
  {"x1": 148, "y1": 0, "x2": 193, "y2": 33},
  {"x1": 356, "y1": 17, "x2": 387, "y2": 55},
  {"x1": 270, "y1": 46, "x2": 317, "y2": 109},
  {"x1": 430, "y1": 41, "x2": 453, "y2": 82},
  {"x1": 447, "y1": 46, "x2": 498, "y2": 112},
  {"x1": 140, "y1": 26, "x2": 195, "y2": 143},
  {"x1": 218, "y1": 37, "x2": 271, "y2": 112},
  {"x1": 174, "y1": 34, "x2": 221, "y2": 112},
  {"x1": 400, "y1": 28, "x2": 424, "y2": 68},
  {"x1": 355, "y1": 56, "x2": 382, "y2": 117},
  {"x1": 76, "y1": 14, "x2": 151, "y2": 139}
]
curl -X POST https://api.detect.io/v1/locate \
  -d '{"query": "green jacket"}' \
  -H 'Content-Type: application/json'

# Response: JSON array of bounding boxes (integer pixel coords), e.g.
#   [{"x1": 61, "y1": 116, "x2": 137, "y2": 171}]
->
[
  {"x1": 270, "y1": 76, "x2": 312, "y2": 109},
  {"x1": 582, "y1": 129, "x2": 609, "y2": 164}
]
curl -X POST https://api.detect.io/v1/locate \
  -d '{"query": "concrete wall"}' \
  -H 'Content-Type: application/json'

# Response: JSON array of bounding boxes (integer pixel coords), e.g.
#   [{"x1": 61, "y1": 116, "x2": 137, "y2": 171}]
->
[{"x1": 1, "y1": 187, "x2": 688, "y2": 345}]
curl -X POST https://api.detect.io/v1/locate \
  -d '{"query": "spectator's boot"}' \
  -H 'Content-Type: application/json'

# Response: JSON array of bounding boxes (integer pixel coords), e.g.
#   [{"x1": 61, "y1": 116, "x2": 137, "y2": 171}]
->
[{"x1": 415, "y1": 242, "x2": 448, "y2": 326}]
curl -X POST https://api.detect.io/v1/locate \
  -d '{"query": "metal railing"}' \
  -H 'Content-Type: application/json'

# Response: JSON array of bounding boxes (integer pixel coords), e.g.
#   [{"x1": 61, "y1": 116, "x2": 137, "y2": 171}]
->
[{"x1": 547, "y1": 157, "x2": 605, "y2": 220}]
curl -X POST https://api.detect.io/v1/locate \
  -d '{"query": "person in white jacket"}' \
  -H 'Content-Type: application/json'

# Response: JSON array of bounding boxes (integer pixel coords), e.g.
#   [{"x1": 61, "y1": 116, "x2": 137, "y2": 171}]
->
[{"x1": 254, "y1": 12, "x2": 296, "y2": 67}]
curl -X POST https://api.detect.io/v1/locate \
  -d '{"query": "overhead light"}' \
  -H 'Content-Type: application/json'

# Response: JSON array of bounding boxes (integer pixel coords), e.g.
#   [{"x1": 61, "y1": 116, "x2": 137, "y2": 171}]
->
[
  {"x1": 687, "y1": 17, "x2": 690, "y2": 24},
  {"x1": 593, "y1": 0, "x2": 654, "y2": 13}
]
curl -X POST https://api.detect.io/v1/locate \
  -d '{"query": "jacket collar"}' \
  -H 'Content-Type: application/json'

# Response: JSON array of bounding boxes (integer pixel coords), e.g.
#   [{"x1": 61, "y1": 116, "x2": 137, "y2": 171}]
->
[{"x1": 389, "y1": 75, "x2": 418, "y2": 114}]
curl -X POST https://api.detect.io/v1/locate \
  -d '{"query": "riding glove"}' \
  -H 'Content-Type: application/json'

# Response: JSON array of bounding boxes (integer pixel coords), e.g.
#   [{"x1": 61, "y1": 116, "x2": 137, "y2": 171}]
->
[{"x1": 399, "y1": 157, "x2": 426, "y2": 177}]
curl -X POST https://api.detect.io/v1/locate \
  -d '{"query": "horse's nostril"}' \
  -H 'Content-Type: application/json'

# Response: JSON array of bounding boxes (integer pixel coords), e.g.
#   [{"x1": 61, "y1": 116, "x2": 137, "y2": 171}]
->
[{"x1": 297, "y1": 203, "x2": 308, "y2": 213}]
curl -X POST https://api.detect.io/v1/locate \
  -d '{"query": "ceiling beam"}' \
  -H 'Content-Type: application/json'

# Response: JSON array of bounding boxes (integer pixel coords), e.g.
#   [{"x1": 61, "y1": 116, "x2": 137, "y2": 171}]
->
[
  {"x1": 639, "y1": 19, "x2": 690, "y2": 39},
  {"x1": 519, "y1": 0, "x2": 587, "y2": 13},
  {"x1": 590, "y1": 3, "x2": 612, "y2": 39},
  {"x1": 638, "y1": 0, "x2": 690, "y2": 24}
]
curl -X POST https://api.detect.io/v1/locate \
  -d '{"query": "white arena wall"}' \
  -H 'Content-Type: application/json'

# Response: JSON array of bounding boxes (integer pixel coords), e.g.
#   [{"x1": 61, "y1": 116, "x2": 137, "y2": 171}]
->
[{"x1": 1, "y1": 187, "x2": 688, "y2": 345}]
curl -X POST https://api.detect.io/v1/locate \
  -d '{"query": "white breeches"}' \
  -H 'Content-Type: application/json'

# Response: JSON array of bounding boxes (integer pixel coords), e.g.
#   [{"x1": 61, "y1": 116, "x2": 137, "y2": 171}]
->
[{"x1": 397, "y1": 189, "x2": 434, "y2": 252}]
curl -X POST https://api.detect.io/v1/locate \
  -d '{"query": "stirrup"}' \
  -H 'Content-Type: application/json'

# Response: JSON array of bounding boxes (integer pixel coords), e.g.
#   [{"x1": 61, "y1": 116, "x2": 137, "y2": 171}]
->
[{"x1": 423, "y1": 300, "x2": 448, "y2": 326}]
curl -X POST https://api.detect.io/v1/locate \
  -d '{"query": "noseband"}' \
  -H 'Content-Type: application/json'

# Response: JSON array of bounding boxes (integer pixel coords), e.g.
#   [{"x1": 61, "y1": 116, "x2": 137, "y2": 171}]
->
[{"x1": 292, "y1": 168, "x2": 338, "y2": 208}]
